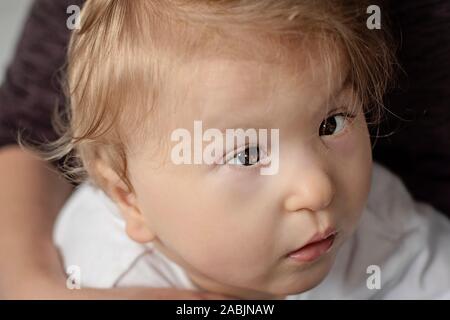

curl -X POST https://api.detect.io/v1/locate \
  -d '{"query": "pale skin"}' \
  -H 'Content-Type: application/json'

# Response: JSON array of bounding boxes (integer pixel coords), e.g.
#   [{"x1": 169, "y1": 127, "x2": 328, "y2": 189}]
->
[
  {"x1": 98, "y1": 52, "x2": 374, "y2": 299},
  {"x1": 0, "y1": 146, "x2": 228, "y2": 299}
]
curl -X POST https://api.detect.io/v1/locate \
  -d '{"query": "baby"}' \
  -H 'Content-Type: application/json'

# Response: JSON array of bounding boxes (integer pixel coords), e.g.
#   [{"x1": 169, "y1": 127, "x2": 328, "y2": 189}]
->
[{"x1": 49, "y1": 0, "x2": 450, "y2": 299}]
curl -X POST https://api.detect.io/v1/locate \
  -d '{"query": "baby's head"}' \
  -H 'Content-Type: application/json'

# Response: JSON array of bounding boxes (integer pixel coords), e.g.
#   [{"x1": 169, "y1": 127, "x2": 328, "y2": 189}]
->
[{"x1": 55, "y1": 0, "x2": 395, "y2": 299}]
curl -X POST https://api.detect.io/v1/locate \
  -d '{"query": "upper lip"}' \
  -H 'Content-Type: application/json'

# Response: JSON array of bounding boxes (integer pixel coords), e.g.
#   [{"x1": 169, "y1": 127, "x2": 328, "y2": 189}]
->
[{"x1": 288, "y1": 227, "x2": 337, "y2": 254}]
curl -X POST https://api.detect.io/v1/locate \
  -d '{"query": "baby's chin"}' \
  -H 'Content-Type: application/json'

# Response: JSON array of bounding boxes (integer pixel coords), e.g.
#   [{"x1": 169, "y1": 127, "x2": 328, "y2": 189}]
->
[
  {"x1": 177, "y1": 236, "x2": 344, "y2": 299},
  {"x1": 213, "y1": 251, "x2": 339, "y2": 300},
  {"x1": 254, "y1": 241, "x2": 344, "y2": 298}
]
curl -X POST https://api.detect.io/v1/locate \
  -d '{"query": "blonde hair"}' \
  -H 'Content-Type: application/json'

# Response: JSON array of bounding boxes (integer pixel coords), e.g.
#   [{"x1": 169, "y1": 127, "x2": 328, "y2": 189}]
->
[{"x1": 46, "y1": 0, "x2": 396, "y2": 190}]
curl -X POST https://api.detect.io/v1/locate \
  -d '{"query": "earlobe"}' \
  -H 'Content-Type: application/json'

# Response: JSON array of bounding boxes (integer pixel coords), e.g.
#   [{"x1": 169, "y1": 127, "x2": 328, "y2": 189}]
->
[
  {"x1": 94, "y1": 160, "x2": 156, "y2": 243},
  {"x1": 125, "y1": 216, "x2": 156, "y2": 243},
  {"x1": 115, "y1": 192, "x2": 156, "y2": 244}
]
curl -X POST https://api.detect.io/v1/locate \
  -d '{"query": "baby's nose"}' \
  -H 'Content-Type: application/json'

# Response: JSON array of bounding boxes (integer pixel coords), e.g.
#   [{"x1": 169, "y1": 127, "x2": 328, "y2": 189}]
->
[{"x1": 283, "y1": 165, "x2": 335, "y2": 213}]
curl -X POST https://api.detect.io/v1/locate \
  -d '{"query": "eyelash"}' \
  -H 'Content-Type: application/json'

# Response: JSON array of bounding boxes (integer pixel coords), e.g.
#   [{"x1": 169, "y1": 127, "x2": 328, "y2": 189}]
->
[
  {"x1": 223, "y1": 110, "x2": 357, "y2": 169},
  {"x1": 224, "y1": 145, "x2": 268, "y2": 169},
  {"x1": 319, "y1": 111, "x2": 357, "y2": 137}
]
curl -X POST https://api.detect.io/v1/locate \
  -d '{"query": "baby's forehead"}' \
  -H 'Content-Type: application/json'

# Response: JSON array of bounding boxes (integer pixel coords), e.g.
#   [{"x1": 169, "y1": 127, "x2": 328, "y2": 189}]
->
[
  {"x1": 168, "y1": 57, "x2": 348, "y2": 118},
  {"x1": 179, "y1": 59, "x2": 284, "y2": 103}
]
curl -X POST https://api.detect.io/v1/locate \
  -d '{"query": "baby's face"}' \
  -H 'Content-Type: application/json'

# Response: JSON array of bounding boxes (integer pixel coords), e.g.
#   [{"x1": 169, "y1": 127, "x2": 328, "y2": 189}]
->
[{"x1": 125, "y1": 54, "x2": 373, "y2": 299}]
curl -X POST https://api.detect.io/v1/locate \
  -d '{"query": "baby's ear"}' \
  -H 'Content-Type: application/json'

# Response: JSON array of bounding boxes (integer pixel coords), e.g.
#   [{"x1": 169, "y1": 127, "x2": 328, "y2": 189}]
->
[{"x1": 94, "y1": 160, "x2": 156, "y2": 244}]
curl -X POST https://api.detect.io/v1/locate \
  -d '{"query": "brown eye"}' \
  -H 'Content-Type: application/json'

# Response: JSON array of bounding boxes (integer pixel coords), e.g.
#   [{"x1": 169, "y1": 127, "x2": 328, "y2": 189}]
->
[
  {"x1": 228, "y1": 146, "x2": 260, "y2": 166},
  {"x1": 319, "y1": 113, "x2": 351, "y2": 136}
]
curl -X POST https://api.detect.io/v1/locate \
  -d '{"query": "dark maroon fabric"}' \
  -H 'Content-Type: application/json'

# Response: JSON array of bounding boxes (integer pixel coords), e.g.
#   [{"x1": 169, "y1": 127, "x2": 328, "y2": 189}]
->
[
  {"x1": 0, "y1": 0, "x2": 83, "y2": 147},
  {"x1": 0, "y1": 0, "x2": 449, "y2": 216},
  {"x1": 373, "y1": 1, "x2": 450, "y2": 216}
]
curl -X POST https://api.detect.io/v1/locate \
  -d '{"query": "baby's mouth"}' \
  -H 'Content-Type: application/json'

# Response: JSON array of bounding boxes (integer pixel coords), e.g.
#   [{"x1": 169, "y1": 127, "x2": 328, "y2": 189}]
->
[{"x1": 287, "y1": 231, "x2": 337, "y2": 263}]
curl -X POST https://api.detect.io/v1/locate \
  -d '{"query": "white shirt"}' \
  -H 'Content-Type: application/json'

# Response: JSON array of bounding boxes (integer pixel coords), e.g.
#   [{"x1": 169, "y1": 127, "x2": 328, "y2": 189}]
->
[{"x1": 53, "y1": 162, "x2": 450, "y2": 299}]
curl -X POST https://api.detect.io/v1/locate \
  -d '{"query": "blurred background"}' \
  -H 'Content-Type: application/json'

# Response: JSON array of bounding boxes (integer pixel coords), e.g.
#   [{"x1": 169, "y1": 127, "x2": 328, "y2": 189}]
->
[{"x1": 0, "y1": 0, "x2": 33, "y2": 83}]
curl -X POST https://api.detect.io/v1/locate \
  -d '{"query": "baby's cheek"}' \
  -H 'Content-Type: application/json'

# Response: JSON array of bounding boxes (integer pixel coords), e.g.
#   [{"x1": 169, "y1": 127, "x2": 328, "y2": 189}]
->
[
  {"x1": 335, "y1": 115, "x2": 370, "y2": 155},
  {"x1": 172, "y1": 210, "x2": 268, "y2": 281},
  {"x1": 135, "y1": 168, "x2": 277, "y2": 285},
  {"x1": 334, "y1": 119, "x2": 372, "y2": 230}
]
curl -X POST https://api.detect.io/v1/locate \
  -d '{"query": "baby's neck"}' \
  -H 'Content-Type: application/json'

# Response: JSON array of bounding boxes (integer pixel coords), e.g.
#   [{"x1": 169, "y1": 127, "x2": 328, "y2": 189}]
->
[{"x1": 186, "y1": 272, "x2": 287, "y2": 300}]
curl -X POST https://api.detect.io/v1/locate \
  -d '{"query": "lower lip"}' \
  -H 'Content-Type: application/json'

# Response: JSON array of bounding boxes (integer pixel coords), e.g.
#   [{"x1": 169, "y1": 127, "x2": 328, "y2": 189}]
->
[{"x1": 288, "y1": 234, "x2": 336, "y2": 263}]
